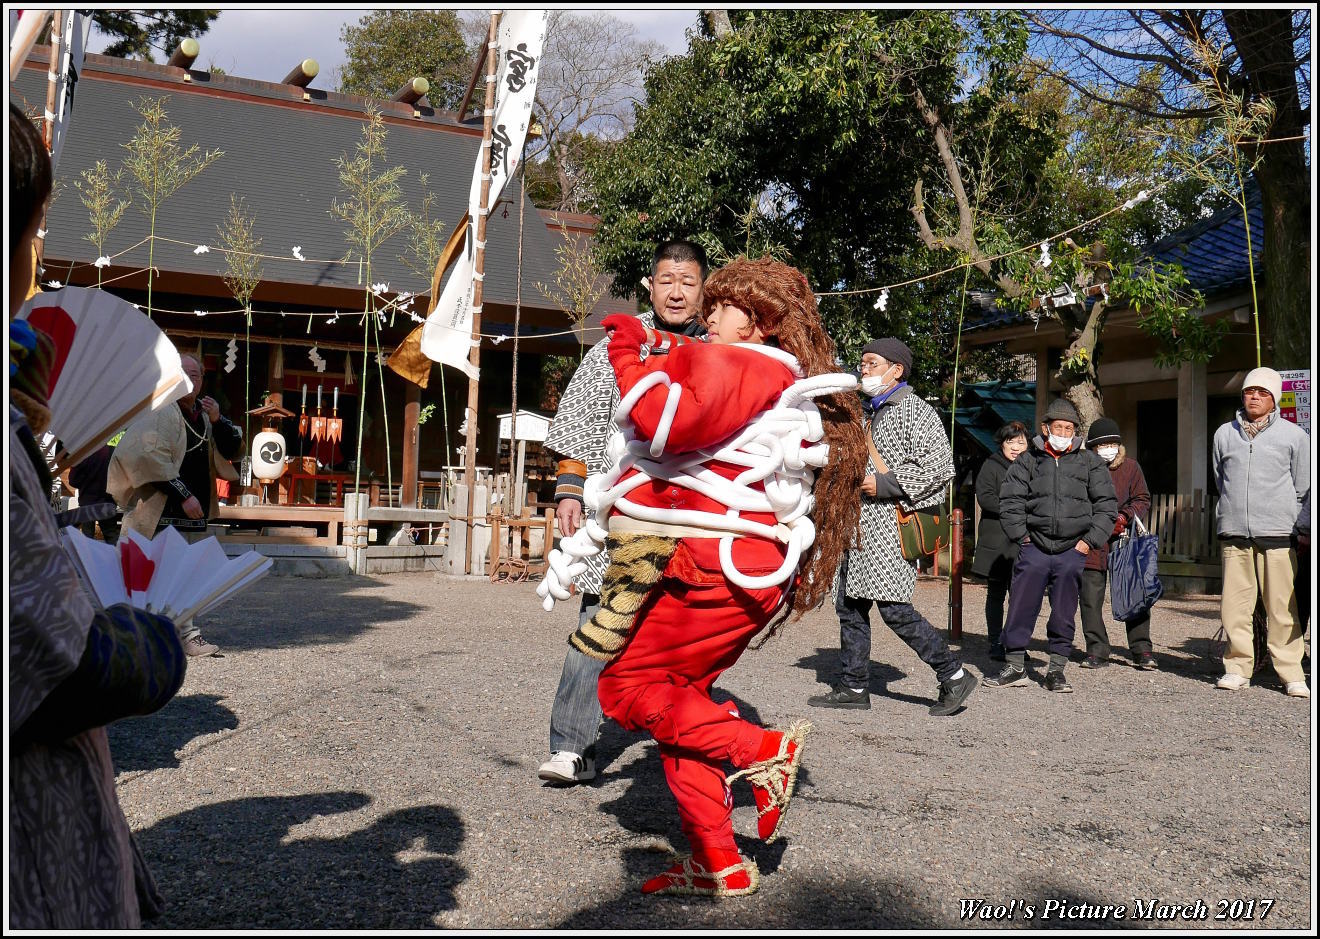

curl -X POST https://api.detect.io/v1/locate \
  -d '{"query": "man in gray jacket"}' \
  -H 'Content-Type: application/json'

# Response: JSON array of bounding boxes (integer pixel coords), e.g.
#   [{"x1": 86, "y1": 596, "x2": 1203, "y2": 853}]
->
[{"x1": 1212, "y1": 367, "x2": 1310, "y2": 697}]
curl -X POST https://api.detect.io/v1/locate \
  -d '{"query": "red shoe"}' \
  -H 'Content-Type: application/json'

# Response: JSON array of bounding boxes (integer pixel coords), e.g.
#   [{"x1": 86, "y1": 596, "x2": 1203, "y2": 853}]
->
[
  {"x1": 730, "y1": 720, "x2": 811, "y2": 842},
  {"x1": 640, "y1": 853, "x2": 760, "y2": 897}
]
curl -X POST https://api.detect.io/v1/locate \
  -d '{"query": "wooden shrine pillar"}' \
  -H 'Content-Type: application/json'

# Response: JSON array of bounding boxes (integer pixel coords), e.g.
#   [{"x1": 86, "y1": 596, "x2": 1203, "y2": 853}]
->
[
  {"x1": 265, "y1": 340, "x2": 284, "y2": 408},
  {"x1": 402, "y1": 383, "x2": 421, "y2": 508}
]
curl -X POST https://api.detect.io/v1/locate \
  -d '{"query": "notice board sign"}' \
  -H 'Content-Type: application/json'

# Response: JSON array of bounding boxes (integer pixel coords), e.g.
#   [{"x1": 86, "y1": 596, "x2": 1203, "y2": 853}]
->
[{"x1": 1279, "y1": 369, "x2": 1310, "y2": 435}]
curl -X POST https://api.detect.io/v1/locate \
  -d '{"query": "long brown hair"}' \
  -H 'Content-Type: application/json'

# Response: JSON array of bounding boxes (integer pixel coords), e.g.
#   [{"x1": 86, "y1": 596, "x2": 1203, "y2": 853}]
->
[{"x1": 703, "y1": 256, "x2": 866, "y2": 617}]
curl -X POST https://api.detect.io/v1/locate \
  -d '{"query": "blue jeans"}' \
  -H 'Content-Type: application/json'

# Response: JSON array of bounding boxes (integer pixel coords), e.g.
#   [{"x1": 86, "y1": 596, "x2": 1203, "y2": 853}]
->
[
  {"x1": 1001, "y1": 542, "x2": 1086, "y2": 659},
  {"x1": 548, "y1": 594, "x2": 605, "y2": 758}
]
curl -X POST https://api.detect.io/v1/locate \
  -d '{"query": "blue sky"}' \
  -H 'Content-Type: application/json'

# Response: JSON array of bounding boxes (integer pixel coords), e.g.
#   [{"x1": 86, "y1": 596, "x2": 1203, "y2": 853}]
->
[{"x1": 89, "y1": 8, "x2": 698, "y2": 86}]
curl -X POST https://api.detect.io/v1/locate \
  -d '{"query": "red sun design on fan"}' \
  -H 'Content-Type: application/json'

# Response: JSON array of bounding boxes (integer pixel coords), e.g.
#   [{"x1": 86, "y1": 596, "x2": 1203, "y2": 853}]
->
[
  {"x1": 119, "y1": 540, "x2": 156, "y2": 593},
  {"x1": 24, "y1": 305, "x2": 76, "y2": 394}
]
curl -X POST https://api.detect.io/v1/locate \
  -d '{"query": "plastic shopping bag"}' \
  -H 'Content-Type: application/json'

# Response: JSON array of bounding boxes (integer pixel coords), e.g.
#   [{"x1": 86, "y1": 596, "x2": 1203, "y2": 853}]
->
[{"x1": 1109, "y1": 516, "x2": 1164, "y2": 622}]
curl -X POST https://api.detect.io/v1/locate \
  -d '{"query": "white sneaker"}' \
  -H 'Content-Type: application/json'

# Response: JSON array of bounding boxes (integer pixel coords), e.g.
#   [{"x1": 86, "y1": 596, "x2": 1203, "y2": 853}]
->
[
  {"x1": 1216, "y1": 673, "x2": 1250, "y2": 690},
  {"x1": 1285, "y1": 682, "x2": 1310, "y2": 698},
  {"x1": 537, "y1": 751, "x2": 596, "y2": 784}
]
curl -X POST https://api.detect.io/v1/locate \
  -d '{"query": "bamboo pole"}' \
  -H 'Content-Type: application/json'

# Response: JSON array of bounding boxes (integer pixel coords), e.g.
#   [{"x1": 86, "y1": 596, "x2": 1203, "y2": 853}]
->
[
  {"x1": 463, "y1": 11, "x2": 502, "y2": 573},
  {"x1": 35, "y1": 10, "x2": 64, "y2": 271}
]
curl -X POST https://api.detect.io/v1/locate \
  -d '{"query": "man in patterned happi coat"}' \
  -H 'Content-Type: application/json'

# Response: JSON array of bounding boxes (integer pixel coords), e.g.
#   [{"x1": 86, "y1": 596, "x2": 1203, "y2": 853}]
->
[
  {"x1": 807, "y1": 338, "x2": 977, "y2": 717},
  {"x1": 536, "y1": 239, "x2": 708, "y2": 785}
]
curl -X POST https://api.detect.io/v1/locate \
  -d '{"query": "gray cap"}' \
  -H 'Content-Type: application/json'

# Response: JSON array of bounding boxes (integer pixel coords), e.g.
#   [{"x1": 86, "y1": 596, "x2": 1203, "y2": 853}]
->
[
  {"x1": 861, "y1": 337, "x2": 913, "y2": 378},
  {"x1": 1043, "y1": 398, "x2": 1081, "y2": 426}
]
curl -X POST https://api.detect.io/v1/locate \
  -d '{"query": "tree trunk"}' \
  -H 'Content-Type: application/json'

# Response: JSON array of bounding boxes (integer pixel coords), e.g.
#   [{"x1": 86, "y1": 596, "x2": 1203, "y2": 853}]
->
[
  {"x1": 1055, "y1": 299, "x2": 1107, "y2": 434},
  {"x1": 1059, "y1": 372, "x2": 1104, "y2": 433},
  {"x1": 703, "y1": 10, "x2": 733, "y2": 37},
  {"x1": 1223, "y1": 9, "x2": 1311, "y2": 369}
]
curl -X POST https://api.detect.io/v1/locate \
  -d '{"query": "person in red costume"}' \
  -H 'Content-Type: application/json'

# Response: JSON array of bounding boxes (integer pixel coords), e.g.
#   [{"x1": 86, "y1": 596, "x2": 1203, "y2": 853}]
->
[{"x1": 577, "y1": 257, "x2": 867, "y2": 898}]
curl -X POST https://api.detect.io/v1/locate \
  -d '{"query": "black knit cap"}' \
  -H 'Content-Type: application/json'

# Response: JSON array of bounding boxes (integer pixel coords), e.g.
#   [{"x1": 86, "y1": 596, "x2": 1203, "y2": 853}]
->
[
  {"x1": 861, "y1": 337, "x2": 913, "y2": 378},
  {"x1": 1085, "y1": 417, "x2": 1121, "y2": 445}
]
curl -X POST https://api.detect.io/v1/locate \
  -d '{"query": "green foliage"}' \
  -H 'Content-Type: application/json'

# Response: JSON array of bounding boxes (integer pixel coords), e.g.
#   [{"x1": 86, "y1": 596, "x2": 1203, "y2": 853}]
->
[
  {"x1": 401, "y1": 173, "x2": 447, "y2": 284},
  {"x1": 92, "y1": 10, "x2": 219, "y2": 61},
  {"x1": 74, "y1": 160, "x2": 129, "y2": 283},
  {"x1": 338, "y1": 10, "x2": 471, "y2": 109},
  {"x1": 525, "y1": 132, "x2": 618, "y2": 213},
  {"x1": 538, "y1": 355, "x2": 580, "y2": 412},
  {"x1": 217, "y1": 195, "x2": 262, "y2": 314},
  {"x1": 591, "y1": 10, "x2": 1231, "y2": 404},
  {"x1": 589, "y1": 10, "x2": 1027, "y2": 394},
  {"x1": 331, "y1": 106, "x2": 410, "y2": 494},
  {"x1": 417, "y1": 403, "x2": 437, "y2": 426},
  {"x1": 120, "y1": 95, "x2": 223, "y2": 316},
  {"x1": 121, "y1": 95, "x2": 224, "y2": 210},
  {"x1": 535, "y1": 224, "x2": 607, "y2": 337},
  {"x1": 330, "y1": 106, "x2": 411, "y2": 274},
  {"x1": 1113, "y1": 261, "x2": 1223, "y2": 368}
]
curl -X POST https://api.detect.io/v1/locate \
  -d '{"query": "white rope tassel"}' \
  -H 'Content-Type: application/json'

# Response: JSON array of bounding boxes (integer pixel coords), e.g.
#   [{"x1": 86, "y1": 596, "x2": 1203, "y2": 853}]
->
[{"x1": 536, "y1": 360, "x2": 859, "y2": 611}]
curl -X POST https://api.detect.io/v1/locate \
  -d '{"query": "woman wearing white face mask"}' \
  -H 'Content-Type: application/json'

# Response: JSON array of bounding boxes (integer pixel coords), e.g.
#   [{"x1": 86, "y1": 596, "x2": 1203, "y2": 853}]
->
[
  {"x1": 972, "y1": 421, "x2": 1031, "y2": 660},
  {"x1": 1078, "y1": 418, "x2": 1154, "y2": 669}
]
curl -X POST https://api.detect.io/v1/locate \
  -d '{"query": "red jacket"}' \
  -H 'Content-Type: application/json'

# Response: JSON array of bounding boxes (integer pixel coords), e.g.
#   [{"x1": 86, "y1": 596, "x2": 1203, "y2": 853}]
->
[{"x1": 602, "y1": 314, "x2": 800, "y2": 579}]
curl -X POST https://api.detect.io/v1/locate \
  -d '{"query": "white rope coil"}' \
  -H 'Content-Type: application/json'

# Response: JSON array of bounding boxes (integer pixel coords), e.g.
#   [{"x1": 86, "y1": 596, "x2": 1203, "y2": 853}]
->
[{"x1": 537, "y1": 352, "x2": 858, "y2": 610}]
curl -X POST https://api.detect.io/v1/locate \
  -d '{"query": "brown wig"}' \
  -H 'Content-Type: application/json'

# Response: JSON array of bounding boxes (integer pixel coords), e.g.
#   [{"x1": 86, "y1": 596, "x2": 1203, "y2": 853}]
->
[{"x1": 703, "y1": 256, "x2": 867, "y2": 618}]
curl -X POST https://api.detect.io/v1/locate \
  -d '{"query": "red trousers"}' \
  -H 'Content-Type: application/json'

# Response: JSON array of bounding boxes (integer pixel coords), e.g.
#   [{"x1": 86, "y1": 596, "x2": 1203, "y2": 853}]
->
[{"x1": 597, "y1": 572, "x2": 783, "y2": 854}]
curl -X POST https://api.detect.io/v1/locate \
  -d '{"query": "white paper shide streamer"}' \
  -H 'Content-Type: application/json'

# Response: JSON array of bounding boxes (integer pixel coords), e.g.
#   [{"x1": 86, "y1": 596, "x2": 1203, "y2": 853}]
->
[{"x1": 422, "y1": 10, "x2": 549, "y2": 379}]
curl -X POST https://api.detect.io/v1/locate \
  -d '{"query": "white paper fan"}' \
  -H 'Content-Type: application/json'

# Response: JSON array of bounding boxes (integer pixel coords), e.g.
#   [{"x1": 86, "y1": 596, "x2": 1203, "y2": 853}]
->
[
  {"x1": 59, "y1": 527, "x2": 272, "y2": 623},
  {"x1": 18, "y1": 286, "x2": 192, "y2": 471},
  {"x1": 59, "y1": 527, "x2": 130, "y2": 608}
]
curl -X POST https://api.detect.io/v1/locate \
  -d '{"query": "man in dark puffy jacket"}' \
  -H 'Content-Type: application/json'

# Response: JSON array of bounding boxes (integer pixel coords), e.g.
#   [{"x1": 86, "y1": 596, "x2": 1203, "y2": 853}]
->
[{"x1": 983, "y1": 398, "x2": 1118, "y2": 693}]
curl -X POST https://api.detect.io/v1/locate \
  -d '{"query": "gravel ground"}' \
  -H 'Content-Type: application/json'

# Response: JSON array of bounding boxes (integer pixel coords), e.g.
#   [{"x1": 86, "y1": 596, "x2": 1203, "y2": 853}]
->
[{"x1": 108, "y1": 573, "x2": 1313, "y2": 930}]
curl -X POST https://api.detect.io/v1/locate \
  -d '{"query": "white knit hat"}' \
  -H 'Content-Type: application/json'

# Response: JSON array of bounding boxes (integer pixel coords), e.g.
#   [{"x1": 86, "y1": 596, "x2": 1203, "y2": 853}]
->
[{"x1": 1242, "y1": 367, "x2": 1283, "y2": 407}]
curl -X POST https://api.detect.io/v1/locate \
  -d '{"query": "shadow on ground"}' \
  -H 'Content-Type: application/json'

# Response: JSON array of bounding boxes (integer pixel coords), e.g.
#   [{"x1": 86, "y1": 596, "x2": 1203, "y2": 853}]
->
[
  {"x1": 193, "y1": 575, "x2": 427, "y2": 652},
  {"x1": 137, "y1": 792, "x2": 465, "y2": 929},
  {"x1": 793, "y1": 647, "x2": 929, "y2": 707},
  {"x1": 554, "y1": 865, "x2": 1154, "y2": 929},
  {"x1": 108, "y1": 693, "x2": 238, "y2": 772}
]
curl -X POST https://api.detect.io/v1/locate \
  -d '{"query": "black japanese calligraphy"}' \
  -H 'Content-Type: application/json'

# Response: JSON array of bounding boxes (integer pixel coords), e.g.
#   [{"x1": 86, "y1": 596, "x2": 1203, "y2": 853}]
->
[
  {"x1": 490, "y1": 124, "x2": 512, "y2": 179},
  {"x1": 505, "y1": 43, "x2": 535, "y2": 93}
]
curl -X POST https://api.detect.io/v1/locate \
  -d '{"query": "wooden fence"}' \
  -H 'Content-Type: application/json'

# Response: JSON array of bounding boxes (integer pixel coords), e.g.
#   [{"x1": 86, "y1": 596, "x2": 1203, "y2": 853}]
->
[{"x1": 1145, "y1": 490, "x2": 1219, "y2": 562}]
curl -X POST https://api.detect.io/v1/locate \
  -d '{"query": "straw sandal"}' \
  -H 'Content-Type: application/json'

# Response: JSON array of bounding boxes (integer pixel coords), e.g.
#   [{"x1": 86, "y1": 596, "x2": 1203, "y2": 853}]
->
[
  {"x1": 641, "y1": 854, "x2": 760, "y2": 898},
  {"x1": 727, "y1": 719, "x2": 811, "y2": 842}
]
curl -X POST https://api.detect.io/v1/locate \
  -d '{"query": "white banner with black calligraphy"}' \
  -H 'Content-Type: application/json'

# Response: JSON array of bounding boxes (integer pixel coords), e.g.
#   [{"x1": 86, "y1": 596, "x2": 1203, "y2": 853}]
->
[
  {"x1": 468, "y1": 10, "x2": 549, "y2": 217},
  {"x1": 420, "y1": 243, "x2": 479, "y2": 380},
  {"x1": 424, "y1": 9, "x2": 548, "y2": 378}
]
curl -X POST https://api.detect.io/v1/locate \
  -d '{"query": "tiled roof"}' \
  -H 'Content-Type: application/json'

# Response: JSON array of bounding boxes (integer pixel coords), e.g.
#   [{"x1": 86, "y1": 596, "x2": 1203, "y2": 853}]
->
[
  {"x1": 963, "y1": 186, "x2": 1264, "y2": 334},
  {"x1": 12, "y1": 50, "x2": 631, "y2": 333},
  {"x1": 1146, "y1": 183, "x2": 1263, "y2": 296},
  {"x1": 939, "y1": 380, "x2": 1037, "y2": 453}
]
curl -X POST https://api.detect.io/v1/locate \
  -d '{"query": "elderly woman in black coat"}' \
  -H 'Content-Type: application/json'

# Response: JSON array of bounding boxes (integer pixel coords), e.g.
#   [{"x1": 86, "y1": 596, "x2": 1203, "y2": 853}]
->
[{"x1": 971, "y1": 421, "x2": 1029, "y2": 660}]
